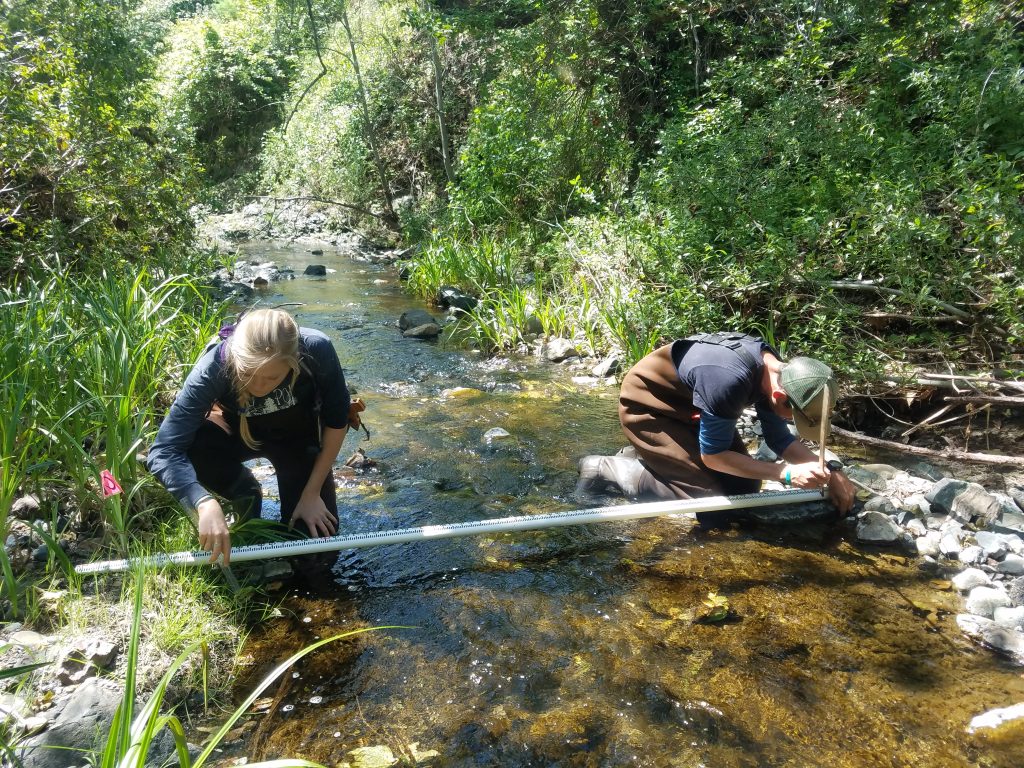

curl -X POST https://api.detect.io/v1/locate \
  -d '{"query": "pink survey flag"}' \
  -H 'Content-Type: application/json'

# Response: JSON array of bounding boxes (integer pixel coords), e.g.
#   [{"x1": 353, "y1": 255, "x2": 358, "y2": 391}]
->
[{"x1": 100, "y1": 470, "x2": 123, "y2": 497}]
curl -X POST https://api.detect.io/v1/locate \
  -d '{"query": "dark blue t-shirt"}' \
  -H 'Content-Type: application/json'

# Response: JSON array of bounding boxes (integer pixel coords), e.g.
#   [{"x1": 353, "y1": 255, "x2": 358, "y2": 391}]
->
[{"x1": 677, "y1": 336, "x2": 797, "y2": 457}]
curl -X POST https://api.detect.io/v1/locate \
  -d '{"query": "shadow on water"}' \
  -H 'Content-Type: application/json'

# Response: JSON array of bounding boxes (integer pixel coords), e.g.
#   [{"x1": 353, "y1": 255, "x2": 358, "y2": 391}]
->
[{"x1": 222, "y1": 242, "x2": 1024, "y2": 768}]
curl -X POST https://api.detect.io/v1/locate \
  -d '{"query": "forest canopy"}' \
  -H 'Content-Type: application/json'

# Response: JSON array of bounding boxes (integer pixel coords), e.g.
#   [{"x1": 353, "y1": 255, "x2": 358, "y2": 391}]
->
[{"x1": 2, "y1": 0, "x2": 1022, "y2": 374}]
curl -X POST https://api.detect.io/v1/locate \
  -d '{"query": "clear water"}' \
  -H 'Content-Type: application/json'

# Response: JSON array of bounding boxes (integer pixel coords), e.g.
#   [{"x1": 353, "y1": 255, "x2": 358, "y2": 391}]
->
[{"x1": 224, "y1": 241, "x2": 1024, "y2": 768}]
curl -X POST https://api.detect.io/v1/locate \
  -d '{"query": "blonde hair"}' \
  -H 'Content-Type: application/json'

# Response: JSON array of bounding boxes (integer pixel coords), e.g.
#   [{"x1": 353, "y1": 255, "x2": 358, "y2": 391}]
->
[{"x1": 225, "y1": 309, "x2": 301, "y2": 449}]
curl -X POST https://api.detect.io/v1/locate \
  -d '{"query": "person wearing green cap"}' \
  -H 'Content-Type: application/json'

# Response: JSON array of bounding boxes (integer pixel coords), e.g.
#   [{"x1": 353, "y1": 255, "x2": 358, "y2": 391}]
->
[{"x1": 577, "y1": 332, "x2": 855, "y2": 515}]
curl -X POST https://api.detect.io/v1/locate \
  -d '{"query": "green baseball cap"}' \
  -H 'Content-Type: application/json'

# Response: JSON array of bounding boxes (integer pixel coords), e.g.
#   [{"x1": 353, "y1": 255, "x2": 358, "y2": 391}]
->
[{"x1": 780, "y1": 357, "x2": 837, "y2": 442}]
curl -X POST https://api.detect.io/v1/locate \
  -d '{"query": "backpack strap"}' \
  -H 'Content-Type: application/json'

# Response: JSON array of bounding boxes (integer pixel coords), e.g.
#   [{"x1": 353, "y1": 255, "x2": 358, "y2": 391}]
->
[{"x1": 683, "y1": 332, "x2": 762, "y2": 371}]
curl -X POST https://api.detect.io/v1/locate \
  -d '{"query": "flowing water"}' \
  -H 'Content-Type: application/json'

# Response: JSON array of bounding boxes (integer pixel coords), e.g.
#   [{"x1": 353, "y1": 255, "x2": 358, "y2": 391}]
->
[{"x1": 220, "y1": 241, "x2": 1024, "y2": 768}]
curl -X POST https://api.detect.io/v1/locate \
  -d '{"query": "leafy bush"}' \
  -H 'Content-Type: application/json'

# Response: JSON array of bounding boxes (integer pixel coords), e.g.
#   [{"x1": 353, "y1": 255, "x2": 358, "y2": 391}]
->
[
  {"x1": 156, "y1": 0, "x2": 297, "y2": 186},
  {"x1": 0, "y1": 0, "x2": 197, "y2": 276}
]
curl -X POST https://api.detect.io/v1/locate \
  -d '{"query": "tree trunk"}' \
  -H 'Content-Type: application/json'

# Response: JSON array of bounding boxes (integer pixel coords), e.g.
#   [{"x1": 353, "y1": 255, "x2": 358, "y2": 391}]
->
[{"x1": 339, "y1": 2, "x2": 397, "y2": 226}]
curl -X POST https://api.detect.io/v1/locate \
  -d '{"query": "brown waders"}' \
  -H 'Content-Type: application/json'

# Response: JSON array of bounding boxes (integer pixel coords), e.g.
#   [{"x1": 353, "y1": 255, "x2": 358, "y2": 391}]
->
[{"x1": 618, "y1": 343, "x2": 760, "y2": 503}]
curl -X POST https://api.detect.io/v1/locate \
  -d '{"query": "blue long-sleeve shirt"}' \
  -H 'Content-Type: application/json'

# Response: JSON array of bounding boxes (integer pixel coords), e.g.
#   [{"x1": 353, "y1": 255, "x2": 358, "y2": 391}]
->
[{"x1": 146, "y1": 328, "x2": 349, "y2": 510}]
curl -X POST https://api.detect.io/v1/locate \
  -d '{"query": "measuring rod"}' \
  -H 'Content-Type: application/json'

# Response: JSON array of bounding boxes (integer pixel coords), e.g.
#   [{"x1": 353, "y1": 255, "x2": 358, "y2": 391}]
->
[{"x1": 74, "y1": 488, "x2": 827, "y2": 575}]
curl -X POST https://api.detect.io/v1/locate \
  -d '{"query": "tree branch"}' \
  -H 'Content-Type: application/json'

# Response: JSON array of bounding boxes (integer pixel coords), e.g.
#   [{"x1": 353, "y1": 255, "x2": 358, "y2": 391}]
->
[
  {"x1": 831, "y1": 425, "x2": 1024, "y2": 467},
  {"x1": 284, "y1": 0, "x2": 330, "y2": 132}
]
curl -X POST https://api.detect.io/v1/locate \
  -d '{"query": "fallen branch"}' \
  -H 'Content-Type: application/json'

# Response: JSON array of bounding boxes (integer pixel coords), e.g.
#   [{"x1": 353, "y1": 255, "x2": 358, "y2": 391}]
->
[
  {"x1": 943, "y1": 395, "x2": 1024, "y2": 406},
  {"x1": 831, "y1": 425, "x2": 1024, "y2": 467},
  {"x1": 915, "y1": 373, "x2": 1024, "y2": 393},
  {"x1": 822, "y1": 280, "x2": 972, "y2": 319}
]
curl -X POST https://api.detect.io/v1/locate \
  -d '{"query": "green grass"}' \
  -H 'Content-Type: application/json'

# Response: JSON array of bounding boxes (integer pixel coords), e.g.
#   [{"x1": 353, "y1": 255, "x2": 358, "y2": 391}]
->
[
  {"x1": 88, "y1": 570, "x2": 396, "y2": 768},
  {"x1": 0, "y1": 266, "x2": 223, "y2": 618}
]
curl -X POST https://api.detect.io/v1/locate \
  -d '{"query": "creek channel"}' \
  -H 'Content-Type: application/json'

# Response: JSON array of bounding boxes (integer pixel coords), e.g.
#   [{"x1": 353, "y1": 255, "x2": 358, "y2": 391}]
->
[{"x1": 218, "y1": 240, "x2": 1024, "y2": 767}]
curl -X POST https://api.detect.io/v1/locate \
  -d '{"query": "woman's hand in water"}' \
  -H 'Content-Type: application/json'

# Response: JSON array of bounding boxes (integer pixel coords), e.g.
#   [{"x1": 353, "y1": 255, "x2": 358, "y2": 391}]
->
[
  {"x1": 291, "y1": 492, "x2": 338, "y2": 538},
  {"x1": 197, "y1": 497, "x2": 231, "y2": 564}
]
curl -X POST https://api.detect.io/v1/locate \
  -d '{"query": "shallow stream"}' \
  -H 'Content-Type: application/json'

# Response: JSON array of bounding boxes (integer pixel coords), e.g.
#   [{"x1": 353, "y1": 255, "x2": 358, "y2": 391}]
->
[{"x1": 222, "y1": 241, "x2": 1023, "y2": 768}]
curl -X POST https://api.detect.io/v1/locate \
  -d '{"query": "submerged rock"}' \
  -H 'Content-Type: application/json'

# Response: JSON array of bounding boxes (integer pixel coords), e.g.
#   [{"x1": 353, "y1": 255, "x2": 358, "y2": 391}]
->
[
  {"x1": 968, "y1": 701, "x2": 1024, "y2": 733},
  {"x1": 399, "y1": 309, "x2": 437, "y2": 330},
  {"x1": 957, "y1": 615, "x2": 1024, "y2": 663}
]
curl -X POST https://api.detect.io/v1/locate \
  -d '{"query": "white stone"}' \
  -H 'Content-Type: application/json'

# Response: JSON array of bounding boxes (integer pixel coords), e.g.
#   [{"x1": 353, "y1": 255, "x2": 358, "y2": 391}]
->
[
  {"x1": 952, "y1": 568, "x2": 992, "y2": 592},
  {"x1": 958, "y1": 545, "x2": 984, "y2": 565},
  {"x1": 996, "y1": 554, "x2": 1024, "y2": 576},
  {"x1": 966, "y1": 585, "x2": 1012, "y2": 618},
  {"x1": 975, "y1": 531, "x2": 1009, "y2": 559},
  {"x1": 967, "y1": 702, "x2": 1024, "y2": 733},
  {"x1": 940, "y1": 533, "x2": 963, "y2": 557},
  {"x1": 905, "y1": 517, "x2": 928, "y2": 537},
  {"x1": 916, "y1": 531, "x2": 942, "y2": 557},
  {"x1": 957, "y1": 615, "x2": 1024, "y2": 663},
  {"x1": 993, "y1": 606, "x2": 1024, "y2": 629}
]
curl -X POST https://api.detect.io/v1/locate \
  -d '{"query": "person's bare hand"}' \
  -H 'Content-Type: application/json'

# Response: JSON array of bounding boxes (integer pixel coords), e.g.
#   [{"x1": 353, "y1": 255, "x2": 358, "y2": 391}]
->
[
  {"x1": 827, "y1": 470, "x2": 857, "y2": 515},
  {"x1": 785, "y1": 462, "x2": 830, "y2": 489},
  {"x1": 197, "y1": 498, "x2": 231, "y2": 565},
  {"x1": 291, "y1": 494, "x2": 338, "y2": 538}
]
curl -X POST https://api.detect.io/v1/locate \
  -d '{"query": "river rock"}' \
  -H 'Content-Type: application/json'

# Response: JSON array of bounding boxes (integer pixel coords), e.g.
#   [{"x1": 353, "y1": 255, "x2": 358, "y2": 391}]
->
[
  {"x1": 18, "y1": 678, "x2": 119, "y2": 768},
  {"x1": 399, "y1": 309, "x2": 437, "y2": 330},
  {"x1": 916, "y1": 531, "x2": 941, "y2": 557},
  {"x1": 856, "y1": 511, "x2": 902, "y2": 543},
  {"x1": 1009, "y1": 577, "x2": 1024, "y2": 606},
  {"x1": 993, "y1": 606, "x2": 1024, "y2": 629},
  {"x1": 402, "y1": 323, "x2": 441, "y2": 339},
  {"x1": 543, "y1": 338, "x2": 580, "y2": 363},
  {"x1": 863, "y1": 497, "x2": 897, "y2": 516},
  {"x1": 846, "y1": 466, "x2": 888, "y2": 491},
  {"x1": 1009, "y1": 486, "x2": 1024, "y2": 512},
  {"x1": 592, "y1": 354, "x2": 621, "y2": 378},
  {"x1": 437, "y1": 286, "x2": 478, "y2": 313},
  {"x1": 11, "y1": 495, "x2": 43, "y2": 521},
  {"x1": 9, "y1": 630, "x2": 50, "y2": 649},
  {"x1": 859, "y1": 463, "x2": 901, "y2": 479},
  {"x1": 996, "y1": 554, "x2": 1024, "y2": 576},
  {"x1": 958, "y1": 546, "x2": 984, "y2": 565},
  {"x1": 482, "y1": 428, "x2": 512, "y2": 447},
  {"x1": 927, "y1": 479, "x2": 1002, "y2": 527},
  {"x1": 905, "y1": 517, "x2": 927, "y2": 537},
  {"x1": 303, "y1": 264, "x2": 327, "y2": 276},
  {"x1": 953, "y1": 568, "x2": 992, "y2": 592},
  {"x1": 348, "y1": 745, "x2": 398, "y2": 768},
  {"x1": 957, "y1": 615, "x2": 1024, "y2": 664},
  {"x1": 975, "y1": 531, "x2": 1009, "y2": 559},
  {"x1": 968, "y1": 702, "x2": 1024, "y2": 733},
  {"x1": 940, "y1": 532, "x2": 963, "y2": 558},
  {"x1": 57, "y1": 636, "x2": 118, "y2": 685},
  {"x1": 966, "y1": 586, "x2": 1011, "y2": 618}
]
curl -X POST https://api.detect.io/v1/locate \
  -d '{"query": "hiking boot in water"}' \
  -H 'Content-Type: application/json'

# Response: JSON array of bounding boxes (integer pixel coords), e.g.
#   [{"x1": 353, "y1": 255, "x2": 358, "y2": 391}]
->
[{"x1": 576, "y1": 455, "x2": 644, "y2": 498}]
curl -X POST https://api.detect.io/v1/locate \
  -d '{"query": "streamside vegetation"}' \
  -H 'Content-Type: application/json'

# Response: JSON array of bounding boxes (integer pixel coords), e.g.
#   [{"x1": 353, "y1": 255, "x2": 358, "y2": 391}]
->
[
  {"x1": 1, "y1": 0, "x2": 1022, "y2": 763},
  {"x1": 251, "y1": 0, "x2": 1023, "y2": 373}
]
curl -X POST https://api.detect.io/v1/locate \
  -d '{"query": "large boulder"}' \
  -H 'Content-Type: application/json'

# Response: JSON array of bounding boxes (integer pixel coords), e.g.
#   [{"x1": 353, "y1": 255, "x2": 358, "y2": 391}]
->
[{"x1": 399, "y1": 309, "x2": 437, "y2": 330}]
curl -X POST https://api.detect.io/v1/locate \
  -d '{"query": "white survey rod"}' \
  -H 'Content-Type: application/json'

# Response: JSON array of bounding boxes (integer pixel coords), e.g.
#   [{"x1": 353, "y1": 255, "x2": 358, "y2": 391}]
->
[{"x1": 75, "y1": 488, "x2": 826, "y2": 575}]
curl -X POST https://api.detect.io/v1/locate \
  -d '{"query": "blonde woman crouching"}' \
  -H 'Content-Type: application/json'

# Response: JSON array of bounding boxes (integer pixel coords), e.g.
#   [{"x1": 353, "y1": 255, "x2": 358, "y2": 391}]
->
[{"x1": 147, "y1": 309, "x2": 350, "y2": 569}]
